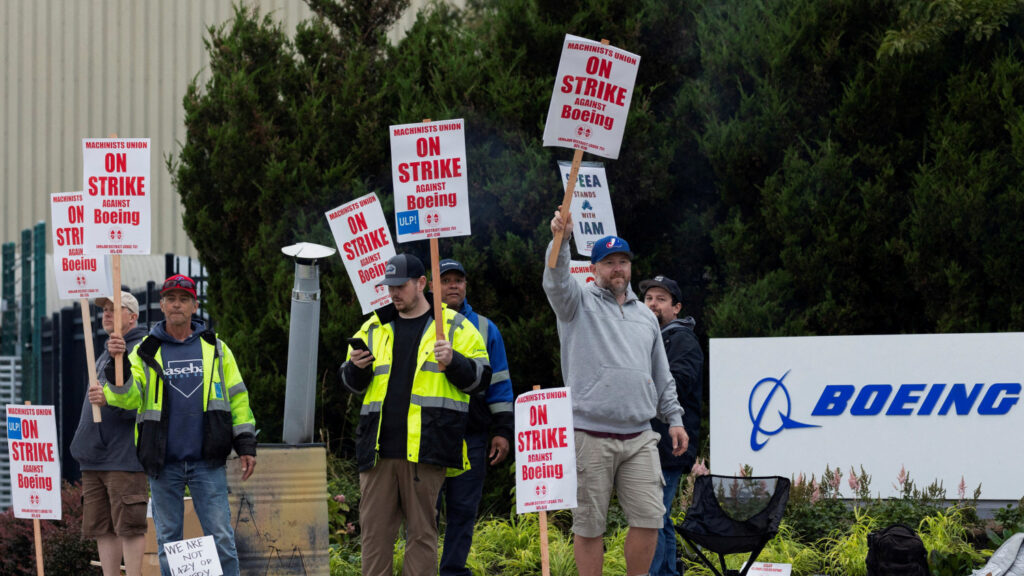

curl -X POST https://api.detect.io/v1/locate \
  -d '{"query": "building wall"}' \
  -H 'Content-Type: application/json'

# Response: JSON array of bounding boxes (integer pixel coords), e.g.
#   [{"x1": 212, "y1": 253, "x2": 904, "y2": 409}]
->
[{"x1": 1, "y1": 0, "x2": 452, "y2": 257}]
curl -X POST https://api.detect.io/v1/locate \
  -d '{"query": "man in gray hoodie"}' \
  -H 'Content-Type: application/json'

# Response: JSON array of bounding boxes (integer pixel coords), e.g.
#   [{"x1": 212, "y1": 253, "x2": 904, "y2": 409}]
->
[
  {"x1": 70, "y1": 291, "x2": 148, "y2": 576},
  {"x1": 543, "y1": 212, "x2": 688, "y2": 576}
]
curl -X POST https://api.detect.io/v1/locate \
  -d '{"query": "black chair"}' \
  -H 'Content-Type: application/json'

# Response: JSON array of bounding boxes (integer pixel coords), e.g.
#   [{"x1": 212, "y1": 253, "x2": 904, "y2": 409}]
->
[{"x1": 675, "y1": 475, "x2": 791, "y2": 576}]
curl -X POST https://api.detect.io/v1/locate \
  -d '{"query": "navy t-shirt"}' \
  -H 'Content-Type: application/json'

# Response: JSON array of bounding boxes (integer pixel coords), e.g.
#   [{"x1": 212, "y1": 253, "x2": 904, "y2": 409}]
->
[{"x1": 152, "y1": 321, "x2": 206, "y2": 463}]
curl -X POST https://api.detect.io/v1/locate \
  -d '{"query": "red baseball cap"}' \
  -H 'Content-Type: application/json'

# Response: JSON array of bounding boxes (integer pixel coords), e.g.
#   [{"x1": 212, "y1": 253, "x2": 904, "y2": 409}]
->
[{"x1": 161, "y1": 274, "x2": 197, "y2": 299}]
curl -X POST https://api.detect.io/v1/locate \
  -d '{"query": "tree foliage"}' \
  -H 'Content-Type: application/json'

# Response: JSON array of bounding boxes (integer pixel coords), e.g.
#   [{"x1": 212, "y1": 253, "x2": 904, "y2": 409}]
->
[{"x1": 169, "y1": 0, "x2": 712, "y2": 451}]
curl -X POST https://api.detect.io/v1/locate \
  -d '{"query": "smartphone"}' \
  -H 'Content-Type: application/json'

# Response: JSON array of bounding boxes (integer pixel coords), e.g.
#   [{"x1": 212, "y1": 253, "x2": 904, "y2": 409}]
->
[{"x1": 346, "y1": 337, "x2": 370, "y2": 353}]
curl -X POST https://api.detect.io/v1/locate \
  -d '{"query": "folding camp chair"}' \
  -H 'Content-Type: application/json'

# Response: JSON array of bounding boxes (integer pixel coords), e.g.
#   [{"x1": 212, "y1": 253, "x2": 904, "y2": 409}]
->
[{"x1": 675, "y1": 474, "x2": 791, "y2": 576}]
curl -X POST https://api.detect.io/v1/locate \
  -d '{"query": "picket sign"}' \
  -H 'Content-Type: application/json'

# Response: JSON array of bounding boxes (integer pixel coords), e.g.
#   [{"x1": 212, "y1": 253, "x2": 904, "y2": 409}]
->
[
  {"x1": 50, "y1": 192, "x2": 112, "y2": 422},
  {"x1": 544, "y1": 35, "x2": 640, "y2": 267}
]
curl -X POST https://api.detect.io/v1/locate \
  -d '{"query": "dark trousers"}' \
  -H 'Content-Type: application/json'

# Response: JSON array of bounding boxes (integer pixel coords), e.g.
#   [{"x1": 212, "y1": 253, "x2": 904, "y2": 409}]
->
[{"x1": 437, "y1": 433, "x2": 488, "y2": 576}]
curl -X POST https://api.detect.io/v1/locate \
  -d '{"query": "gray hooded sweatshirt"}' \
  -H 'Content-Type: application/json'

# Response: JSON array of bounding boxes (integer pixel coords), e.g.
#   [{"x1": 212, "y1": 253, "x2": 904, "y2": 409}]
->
[
  {"x1": 69, "y1": 325, "x2": 148, "y2": 471},
  {"x1": 543, "y1": 238, "x2": 683, "y2": 434}
]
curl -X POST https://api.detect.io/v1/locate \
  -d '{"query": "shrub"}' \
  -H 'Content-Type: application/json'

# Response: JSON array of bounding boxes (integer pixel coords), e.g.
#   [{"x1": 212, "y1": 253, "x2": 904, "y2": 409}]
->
[{"x1": 0, "y1": 481, "x2": 97, "y2": 576}]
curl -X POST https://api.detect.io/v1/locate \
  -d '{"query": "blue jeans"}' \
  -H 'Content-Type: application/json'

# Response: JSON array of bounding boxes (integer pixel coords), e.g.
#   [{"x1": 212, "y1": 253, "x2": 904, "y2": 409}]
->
[
  {"x1": 650, "y1": 467, "x2": 685, "y2": 576},
  {"x1": 149, "y1": 460, "x2": 239, "y2": 576},
  {"x1": 438, "y1": 433, "x2": 488, "y2": 576}
]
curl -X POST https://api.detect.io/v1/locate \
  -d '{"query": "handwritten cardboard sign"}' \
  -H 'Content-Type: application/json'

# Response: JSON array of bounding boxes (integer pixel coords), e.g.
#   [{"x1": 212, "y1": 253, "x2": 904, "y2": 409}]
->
[{"x1": 164, "y1": 535, "x2": 223, "y2": 576}]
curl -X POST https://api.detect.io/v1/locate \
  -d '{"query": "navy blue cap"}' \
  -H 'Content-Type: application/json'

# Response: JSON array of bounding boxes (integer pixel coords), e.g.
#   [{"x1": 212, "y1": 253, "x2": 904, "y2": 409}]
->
[
  {"x1": 438, "y1": 258, "x2": 467, "y2": 277},
  {"x1": 590, "y1": 235, "x2": 633, "y2": 264},
  {"x1": 377, "y1": 253, "x2": 426, "y2": 286}
]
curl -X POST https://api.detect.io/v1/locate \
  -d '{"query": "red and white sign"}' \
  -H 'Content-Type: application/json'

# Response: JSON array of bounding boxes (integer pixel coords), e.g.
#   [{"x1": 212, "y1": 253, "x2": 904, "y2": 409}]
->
[
  {"x1": 389, "y1": 119, "x2": 471, "y2": 242},
  {"x1": 570, "y1": 260, "x2": 595, "y2": 285},
  {"x1": 542, "y1": 35, "x2": 640, "y2": 159},
  {"x1": 744, "y1": 562, "x2": 792, "y2": 576},
  {"x1": 50, "y1": 193, "x2": 112, "y2": 300},
  {"x1": 6, "y1": 405, "x2": 62, "y2": 520},
  {"x1": 82, "y1": 138, "x2": 151, "y2": 254},
  {"x1": 560, "y1": 161, "x2": 617, "y2": 257},
  {"x1": 326, "y1": 193, "x2": 396, "y2": 313},
  {"x1": 515, "y1": 388, "x2": 577, "y2": 514}
]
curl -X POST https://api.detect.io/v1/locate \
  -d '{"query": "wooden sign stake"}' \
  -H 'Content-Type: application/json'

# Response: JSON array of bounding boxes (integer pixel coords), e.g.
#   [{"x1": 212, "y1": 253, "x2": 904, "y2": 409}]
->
[
  {"x1": 80, "y1": 300, "x2": 102, "y2": 422},
  {"x1": 108, "y1": 132, "x2": 124, "y2": 388},
  {"x1": 420, "y1": 119, "x2": 447, "y2": 370},
  {"x1": 25, "y1": 401, "x2": 46, "y2": 576},
  {"x1": 548, "y1": 39, "x2": 611, "y2": 268},
  {"x1": 532, "y1": 384, "x2": 551, "y2": 576}
]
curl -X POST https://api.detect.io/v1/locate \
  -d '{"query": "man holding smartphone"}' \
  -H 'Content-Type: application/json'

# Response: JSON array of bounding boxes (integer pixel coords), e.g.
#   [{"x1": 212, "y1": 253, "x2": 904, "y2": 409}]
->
[{"x1": 339, "y1": 253, "x2": 491, "y2": 576}]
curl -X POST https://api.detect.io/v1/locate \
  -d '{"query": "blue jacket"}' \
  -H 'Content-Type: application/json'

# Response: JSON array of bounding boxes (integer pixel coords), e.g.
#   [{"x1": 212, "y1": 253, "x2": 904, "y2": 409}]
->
[{"x1": 457, "y1": 300, "x2": 514, "y2": 443}]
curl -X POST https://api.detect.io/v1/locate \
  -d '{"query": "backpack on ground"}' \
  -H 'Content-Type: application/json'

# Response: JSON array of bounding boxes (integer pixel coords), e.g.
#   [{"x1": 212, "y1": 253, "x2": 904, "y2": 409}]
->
[{"x1": 866, "y1": 523, "x2": 930, "y2": 576}]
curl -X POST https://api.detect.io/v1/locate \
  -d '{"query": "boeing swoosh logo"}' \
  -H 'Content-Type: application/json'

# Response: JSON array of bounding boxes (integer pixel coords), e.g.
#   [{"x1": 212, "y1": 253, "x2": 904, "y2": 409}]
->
[{"x1": 748, "y1": 370, "x2": 819, "y2": 451}]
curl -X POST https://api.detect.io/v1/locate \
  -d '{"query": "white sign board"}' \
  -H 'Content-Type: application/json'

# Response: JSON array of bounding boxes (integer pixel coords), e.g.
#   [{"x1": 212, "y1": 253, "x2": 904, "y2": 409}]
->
[
  {"x1": 542, "y1": 35, "x2": 640, "y2": 159},
  {"x1": 326, "y1": 193, "x2": 396, "y2": 313},
  {"x1": 559, "y1": 161, "x2": 617, "y2": 257},
  {"x1": 164, "y1": 535, "x2": 223, "y2": 576},
  {"x1": 82, "y1": 138, "x2": 152, "y2": 254},
  {"x1": 50, "y1": 193, "x2": 113, "y2": 300},
  {"x1": 570, "y1": 260, "x2": 594, "y2": 285},
  {"x1": 389, "y1": 119, "x2": 470, "y2": 242},
  {"x1": 744, "y1": 562, "x2": 792, "y2": 576},
  {"x1": 6, "y1": 405, "x2": 62, "y2": 520},
  {"x1": 711, "y1": 333, "x2": 1024, "y2": 499},
  {"x1": 515, "y1": 388, "x2": 577, "y2": 514}
]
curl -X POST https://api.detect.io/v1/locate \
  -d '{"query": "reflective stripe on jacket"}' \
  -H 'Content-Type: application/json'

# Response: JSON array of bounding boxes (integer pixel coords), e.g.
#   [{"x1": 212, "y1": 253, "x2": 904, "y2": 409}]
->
[{"x1": 343, "y1": 305, "x2": 490, "y2": 473}]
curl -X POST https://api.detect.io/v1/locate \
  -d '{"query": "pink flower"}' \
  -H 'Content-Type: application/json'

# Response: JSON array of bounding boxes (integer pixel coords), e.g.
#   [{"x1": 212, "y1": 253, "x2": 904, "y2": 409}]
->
[
  {"x1": 691, "y1": 458, "x2": 709, "y2": 477},
  {"x1": 894, "y1": 465, "x2": 907, "y2": 490},
  {"x1": 333, "y1": 494, "x2": 346, "y2": 503},
  {"x1": 797, "y1": 472, "x2": 805, "y2": 487},
  {"x1": 958, "y1": 476, "x2": 966, "y2": 501},
  {"x1": 848, "y1": 467, "x2": 859, "y2": 492},
  {"x1": 810, "y1": 480, "x2": 821, "y2": 504},
  {"x1": 346, "y1": 522, "x2": 356, "y2": 534}
]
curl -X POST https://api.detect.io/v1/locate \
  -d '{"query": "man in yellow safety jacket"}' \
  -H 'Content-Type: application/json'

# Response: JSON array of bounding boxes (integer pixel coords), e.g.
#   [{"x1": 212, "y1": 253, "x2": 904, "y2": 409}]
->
[
  {"x1": 90, "y1": 274, "x2": 256, "y2": 576},
  {"x1": 339, "y1": 253, "x2": 490, "y2": 576}
]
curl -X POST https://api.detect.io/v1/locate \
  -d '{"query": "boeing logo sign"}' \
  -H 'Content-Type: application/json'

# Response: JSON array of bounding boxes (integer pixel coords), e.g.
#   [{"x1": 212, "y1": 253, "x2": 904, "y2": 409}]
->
[
  {"x1": 748, "y1": 371, "x2": 1020, "y2": 451},
  {"x1": 714, "y1": 333, "x2": 1024, "y2": 499},
  {"x1": 748, "y1": 370, "x2": 817, "y2": 451}
]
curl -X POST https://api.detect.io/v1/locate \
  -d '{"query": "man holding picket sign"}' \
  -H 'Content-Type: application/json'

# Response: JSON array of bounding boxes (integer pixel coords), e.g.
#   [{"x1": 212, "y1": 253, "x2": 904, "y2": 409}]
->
[
  {"x1": 541, "y1": 35, "x2": 689, "y2": 576},
  {"x1": 544, "y1": 215, "x2": 688, "y2": 576},
  {"x1": 338, "y1": 253, "x2": 490, "y2": 576}
]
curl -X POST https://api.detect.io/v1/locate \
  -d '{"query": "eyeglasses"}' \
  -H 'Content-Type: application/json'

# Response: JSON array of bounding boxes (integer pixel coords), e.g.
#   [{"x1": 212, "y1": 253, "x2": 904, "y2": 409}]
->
[{"x1": 162, "y1": 277, "x2": 196, "y2": 291}]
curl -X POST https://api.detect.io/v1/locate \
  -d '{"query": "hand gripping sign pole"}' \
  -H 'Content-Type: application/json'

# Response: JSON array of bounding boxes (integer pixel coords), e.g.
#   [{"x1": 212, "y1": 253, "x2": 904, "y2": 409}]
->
[{"x1": 543, "y1": 36, "x2": 640, "y2": 266}]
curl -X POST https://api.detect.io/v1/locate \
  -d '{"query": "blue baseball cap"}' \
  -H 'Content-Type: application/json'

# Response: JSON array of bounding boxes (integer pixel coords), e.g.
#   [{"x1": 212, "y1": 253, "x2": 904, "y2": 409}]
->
[{"x1": 590, "y1": 235, "x2": 633, "y2": 264}]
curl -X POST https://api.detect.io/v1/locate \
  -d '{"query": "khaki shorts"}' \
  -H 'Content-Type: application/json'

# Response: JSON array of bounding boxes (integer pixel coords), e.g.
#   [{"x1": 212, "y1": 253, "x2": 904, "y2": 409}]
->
[
  {"x1": 81, "y1": 470, "x2": 149, "y2": 538},
  {"x1": 572, "y1": 429, "x2": 665, "y2": 538}
]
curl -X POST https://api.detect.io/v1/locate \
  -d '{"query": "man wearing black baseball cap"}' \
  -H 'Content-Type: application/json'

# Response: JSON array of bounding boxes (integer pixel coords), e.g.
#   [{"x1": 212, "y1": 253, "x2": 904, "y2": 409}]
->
[
  {"x1": 340, "y1": 253, "x2": 491, "y2": 576},
  {"x1": 544, "y1": 211, "x2": 688, "y2": 576},
  {"x1": 639, "y1": 275, "x2": 704, "y2": 576}
]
